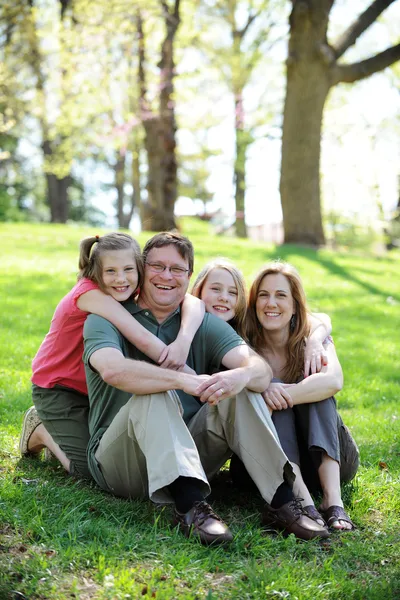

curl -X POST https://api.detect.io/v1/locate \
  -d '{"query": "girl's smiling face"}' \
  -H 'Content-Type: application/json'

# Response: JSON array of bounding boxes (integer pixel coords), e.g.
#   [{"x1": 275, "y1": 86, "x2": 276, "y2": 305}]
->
[
  {"x1": 200, "y1": 268, "x2": 238, "y2": 322},
  {"x1": 101, "y1": 249, "x2": 139, "y2": 301}
]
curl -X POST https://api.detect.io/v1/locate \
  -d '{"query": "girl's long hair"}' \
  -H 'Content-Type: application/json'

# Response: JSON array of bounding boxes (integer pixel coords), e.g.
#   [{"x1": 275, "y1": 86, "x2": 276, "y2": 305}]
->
[
  {"x1": 246, "y1": 261, "x2": 310, "y2": 383},
  {"x1": 78, "y1": 233, "x2": 144, "y2": 295},
  {"x1": 191, "y1": 258, "x2": 247, "y2": 338}
]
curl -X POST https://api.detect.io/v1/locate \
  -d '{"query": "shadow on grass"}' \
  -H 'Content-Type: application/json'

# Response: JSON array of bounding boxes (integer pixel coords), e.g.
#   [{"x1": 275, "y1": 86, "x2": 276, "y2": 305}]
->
[{"x1": 278, "y1": 245, "x2": 400, "y2": 302}]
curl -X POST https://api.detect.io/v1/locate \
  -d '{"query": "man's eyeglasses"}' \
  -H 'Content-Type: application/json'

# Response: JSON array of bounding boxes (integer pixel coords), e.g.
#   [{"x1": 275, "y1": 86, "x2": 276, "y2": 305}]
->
[{"x1": 145, "y1": 262, "x2": 190, "y2": 276}]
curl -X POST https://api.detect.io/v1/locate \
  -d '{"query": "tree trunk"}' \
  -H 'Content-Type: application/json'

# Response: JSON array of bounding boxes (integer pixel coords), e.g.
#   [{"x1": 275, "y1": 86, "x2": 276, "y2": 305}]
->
[
  {"x1": 280, "y1": 1, "x2": 400, "y2": 246},
  {"x1": 137, "y1": 10, "x2": 176, "y2": 231},
  {"x1": 234, "y1": 90, "x2": 247, "y2": 238},
  {"x1": 45, "y1": 173, "x2": 70, "y2": 223},
  {"x1": 136, "y1": 4, "x2": 180, "y2": 232},
  {"x1": 280, "y1": 74, "x2": 329, "y2": 245},
  {"x1": 143, "y1": 116, "x2": 167, "y2": 230},
  {"x1": 42, "y1": 140, "x2": 70, "y2": 223},
  {"x1": 159, "y1": 40, "x2": 178, "y2": 230},
  {"x1": 115, "y1": 152, "x2": 126, "y2": 228},
  {"x1": 280, "y1": 1, "x2": 333, "y2": 246},
  {"x1": 157, "y1": 2, "x2": 180, "y2": 231}
]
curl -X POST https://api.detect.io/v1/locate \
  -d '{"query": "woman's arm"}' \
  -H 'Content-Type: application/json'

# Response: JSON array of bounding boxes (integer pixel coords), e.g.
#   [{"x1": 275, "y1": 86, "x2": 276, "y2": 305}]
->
[
  {"x1": 304, "y1": 312, "x2": 332, "y2": 376},
  {"x1": 285, "y1": 342, "x2": 343, "y2": 406},
  {"x1": 158, "y1": 294, "x2": 205, "y2": 370}
]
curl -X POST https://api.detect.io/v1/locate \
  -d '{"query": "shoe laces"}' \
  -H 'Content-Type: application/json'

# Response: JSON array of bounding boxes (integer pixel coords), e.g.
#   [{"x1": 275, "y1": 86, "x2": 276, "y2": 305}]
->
[
  {"x1": 288, "y1": 497, "x2": 304, "y2": 517},
  {"x1": 192, "y1": 501, "x2": 222, "y2": 526}
]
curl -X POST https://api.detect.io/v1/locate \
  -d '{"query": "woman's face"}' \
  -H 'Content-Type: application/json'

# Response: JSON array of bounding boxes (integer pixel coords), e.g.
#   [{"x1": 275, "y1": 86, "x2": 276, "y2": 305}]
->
[
  {"x1": 200, "y1": 268, "x2": 238, "y2": 323},
  {"x1": 256, "y1": 273, "x2": 295, "y2": 333}
]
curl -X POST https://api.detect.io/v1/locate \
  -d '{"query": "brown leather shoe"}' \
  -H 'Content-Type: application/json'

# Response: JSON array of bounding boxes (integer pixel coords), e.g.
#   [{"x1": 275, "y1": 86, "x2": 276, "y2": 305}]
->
[
  {"x1": 174, "y1": 501, "x2": 233, "y2": 545},
  {"x1": 262, "y1": 497, "x2": 330, "y2": 540}
]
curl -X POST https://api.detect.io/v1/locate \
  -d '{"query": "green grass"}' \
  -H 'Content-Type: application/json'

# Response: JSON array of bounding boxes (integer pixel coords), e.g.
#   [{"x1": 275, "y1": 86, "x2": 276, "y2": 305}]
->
[{"x1": 1, "y1": 220, "x2": 399, "y2": 599}]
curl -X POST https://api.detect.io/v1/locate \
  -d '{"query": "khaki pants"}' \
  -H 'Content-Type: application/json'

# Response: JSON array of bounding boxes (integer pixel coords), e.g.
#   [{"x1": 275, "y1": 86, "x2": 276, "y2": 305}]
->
[{"x1": 95, "y1": 388, "x2": 292, "y2": 505}]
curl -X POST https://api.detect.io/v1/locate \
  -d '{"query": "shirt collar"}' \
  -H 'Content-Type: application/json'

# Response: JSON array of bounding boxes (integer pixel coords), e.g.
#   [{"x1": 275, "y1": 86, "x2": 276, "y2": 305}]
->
[{"x1": 122, "y1": 299, "x2": 181, "y2": 322}]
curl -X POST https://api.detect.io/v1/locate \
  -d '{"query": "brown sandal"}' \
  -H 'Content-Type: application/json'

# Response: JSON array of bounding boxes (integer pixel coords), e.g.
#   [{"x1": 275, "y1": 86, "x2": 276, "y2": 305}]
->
[
  {"x1": 303, "y1": 505, "x2": 327, "y2": 526},
  {"x1": 320, "y1": 505, "x2": 356, "y2": 530}
]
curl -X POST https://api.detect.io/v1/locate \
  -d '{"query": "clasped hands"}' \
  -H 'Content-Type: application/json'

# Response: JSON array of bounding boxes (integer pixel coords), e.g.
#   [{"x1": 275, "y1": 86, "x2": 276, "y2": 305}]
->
[{"x1": 183, "y1": 370, "x2": 248, "y2": 406}]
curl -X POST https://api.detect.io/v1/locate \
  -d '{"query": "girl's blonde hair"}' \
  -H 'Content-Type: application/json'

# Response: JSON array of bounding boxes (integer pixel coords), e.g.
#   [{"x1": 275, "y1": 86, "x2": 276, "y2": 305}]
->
[
  {"x1": 78, "y1": 232, "x2": 144, "y2": 295},
  {"x1": 191, "y1": 258, "x2": 247, "y2": 338},
  {"x1": 246, "y1": 261, "x2": 310, "y2": 383}
]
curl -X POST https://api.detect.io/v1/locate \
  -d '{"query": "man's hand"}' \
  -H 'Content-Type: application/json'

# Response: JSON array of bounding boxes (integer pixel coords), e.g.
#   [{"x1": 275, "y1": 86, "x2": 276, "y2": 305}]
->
[
  {"x1": 180, "y1": 373, "x2": 212, "y2": 396},
  {"x1": 194, "y1": 369, "x2": 250, "y2": 405},
  {"x1": 262, "y1": 383, "x2": 294, "y2": 411}
]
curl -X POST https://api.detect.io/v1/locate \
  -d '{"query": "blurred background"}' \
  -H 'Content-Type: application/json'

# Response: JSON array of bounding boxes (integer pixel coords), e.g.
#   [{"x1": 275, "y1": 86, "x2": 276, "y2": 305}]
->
[{"x1": 1, "y1": 0, "x2": 399, "y2": 250}]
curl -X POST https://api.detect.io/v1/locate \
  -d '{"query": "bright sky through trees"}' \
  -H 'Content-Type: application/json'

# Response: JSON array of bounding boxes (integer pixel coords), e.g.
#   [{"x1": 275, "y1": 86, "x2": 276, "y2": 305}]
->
[{"x1": 174, "y1": 0, "x2": 400, "y2": 229}]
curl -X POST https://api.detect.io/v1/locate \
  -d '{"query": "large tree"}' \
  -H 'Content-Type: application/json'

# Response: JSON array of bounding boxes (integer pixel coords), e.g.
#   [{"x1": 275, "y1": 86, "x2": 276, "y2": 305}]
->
[
  {"x1": 280, "y1": 0, "x2": 400, "y2": 245},
  {"x1": 138, "y1": 1, "x2": 181, "y2": 231}
]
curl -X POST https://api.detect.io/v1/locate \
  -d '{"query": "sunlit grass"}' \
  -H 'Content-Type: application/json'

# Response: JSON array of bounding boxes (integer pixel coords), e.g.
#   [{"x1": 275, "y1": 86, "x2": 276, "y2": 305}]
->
[{"x1": 1, "y1": 221, "x2": 399, "y2": 599}]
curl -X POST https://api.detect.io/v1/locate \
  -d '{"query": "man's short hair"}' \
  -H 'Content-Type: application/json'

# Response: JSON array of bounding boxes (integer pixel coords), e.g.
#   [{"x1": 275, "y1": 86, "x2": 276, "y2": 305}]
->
[{"x1": 142, "y1": 232, "x2": 194, "y2": 274}]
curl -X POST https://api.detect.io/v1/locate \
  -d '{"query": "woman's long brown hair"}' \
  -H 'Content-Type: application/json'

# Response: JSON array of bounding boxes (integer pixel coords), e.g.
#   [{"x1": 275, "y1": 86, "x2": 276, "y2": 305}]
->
[{"x1": 246, "y1": 261, "x2": 311, "y2": 383}]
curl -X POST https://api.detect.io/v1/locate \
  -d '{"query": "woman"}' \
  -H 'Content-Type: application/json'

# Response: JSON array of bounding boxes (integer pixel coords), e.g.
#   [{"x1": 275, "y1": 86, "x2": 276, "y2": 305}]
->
[{"x1": 245, "y1": 261, "x2": 359, "y2": 530}]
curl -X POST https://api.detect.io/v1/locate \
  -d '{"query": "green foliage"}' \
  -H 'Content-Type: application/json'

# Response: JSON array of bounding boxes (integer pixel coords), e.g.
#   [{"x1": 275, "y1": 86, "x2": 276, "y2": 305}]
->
[
  {"x1": 1, "y1": 221, "x2": 400, "y2": 598},
  {"x1": 324, "y1": 211, "x2": 383, "y2": 252}
]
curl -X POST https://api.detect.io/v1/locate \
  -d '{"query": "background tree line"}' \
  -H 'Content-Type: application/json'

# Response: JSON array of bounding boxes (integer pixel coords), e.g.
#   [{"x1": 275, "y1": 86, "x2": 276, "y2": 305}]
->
[{"x1": 1, "y1": 0, "x2": 399, "y2": 244}]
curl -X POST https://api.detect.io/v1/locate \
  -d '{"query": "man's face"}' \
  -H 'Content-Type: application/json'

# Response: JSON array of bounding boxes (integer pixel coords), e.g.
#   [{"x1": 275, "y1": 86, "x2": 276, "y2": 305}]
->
[{"x1": 141, "y1": 245, "x2": 191, "y2": 315}]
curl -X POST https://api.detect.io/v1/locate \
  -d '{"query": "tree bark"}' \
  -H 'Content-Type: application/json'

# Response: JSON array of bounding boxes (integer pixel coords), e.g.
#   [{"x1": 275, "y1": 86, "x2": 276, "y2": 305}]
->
[
  {"x1": 114, "y1": 152, "x2": 126, "y2": 229},
  {"x1": 44, "y1": 173, "x2": 70, "y2": 223},
  {"x1": 42, "y1": 140, "x2": 70, "y2": 223},
  {"x1": 234, "y1": 90, "x2": 247, "y2": 238},
  {"x1": 280, "y1": 1, "x2": 333, "y2": 245},
  {"x1": 137, "y1": 7, "x2": 179, "y2": 231},
  {"x1": 158, "y1": 0, "x2": 180, "y2": 231},
  {"x1": 143, "y1": 116, "x2": 167, "y2": 229}
]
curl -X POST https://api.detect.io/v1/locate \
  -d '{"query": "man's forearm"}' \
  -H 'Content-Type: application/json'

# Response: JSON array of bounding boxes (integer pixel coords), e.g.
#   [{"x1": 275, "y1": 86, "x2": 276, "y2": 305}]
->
[
  {"x1": 244, "y1": 353, "x2": 273, "y2": 392},
  {"x1": 221, "y1": 346, "x2": 272, "y2": 393},
  {"x1": 97, "y1": 352, "x2": 187, "y2": 395},
  {"x1": 196, "y1": 353, "x2": 272, "y2": 404}
]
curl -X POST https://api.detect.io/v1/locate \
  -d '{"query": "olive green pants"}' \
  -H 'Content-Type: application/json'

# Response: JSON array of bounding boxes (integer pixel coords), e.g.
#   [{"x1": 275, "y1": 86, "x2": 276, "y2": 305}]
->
[{"x1": 32, "y1": 383, "x2": 90, "y2": 478}]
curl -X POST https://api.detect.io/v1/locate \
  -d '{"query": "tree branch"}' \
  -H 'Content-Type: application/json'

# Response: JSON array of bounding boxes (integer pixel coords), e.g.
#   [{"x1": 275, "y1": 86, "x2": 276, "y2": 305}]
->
[
  {"x1": 333, "y1": 43, "x2": 400, "y2": 84},
  {"x1": 241, "y1": 10, "x2": 261, "y2": 38},
  {"x1": 333, "y1": 0, "x2": 397, "y2": 59},
  {"x1": 160, "y1": 0, "x2": 180, "y2": 30},
  {"x1": 174, "y1": 0, "x2": 180, "y2": 21}
]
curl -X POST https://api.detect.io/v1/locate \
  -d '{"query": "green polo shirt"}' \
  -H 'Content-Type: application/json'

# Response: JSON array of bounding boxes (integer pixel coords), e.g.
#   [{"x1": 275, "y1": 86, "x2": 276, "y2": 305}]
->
[{"x1": 83, "y1": 300, "x2": 245, "y2": 490}]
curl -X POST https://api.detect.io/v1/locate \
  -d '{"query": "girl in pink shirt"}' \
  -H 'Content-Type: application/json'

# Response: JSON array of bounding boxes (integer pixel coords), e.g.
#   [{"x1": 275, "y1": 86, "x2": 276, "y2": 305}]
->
[{"x1": 21, "y1": 232, "x2": 204, "y2": 478}]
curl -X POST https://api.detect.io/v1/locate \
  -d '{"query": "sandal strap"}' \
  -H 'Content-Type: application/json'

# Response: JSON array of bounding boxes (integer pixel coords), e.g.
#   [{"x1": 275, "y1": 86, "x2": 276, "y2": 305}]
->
[
  {"x1": 320, "y1": 505, "x2": 356, "y2": 529},
  {"x1": 302, "y1": 505, "x2": 326, "y2": 525}
]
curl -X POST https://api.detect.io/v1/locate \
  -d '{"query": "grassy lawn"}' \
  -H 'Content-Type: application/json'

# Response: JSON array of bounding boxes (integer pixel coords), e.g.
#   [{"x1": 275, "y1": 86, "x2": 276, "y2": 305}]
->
[{"x1": 1, "y1": 220, "x2": 399, "y2": 600}]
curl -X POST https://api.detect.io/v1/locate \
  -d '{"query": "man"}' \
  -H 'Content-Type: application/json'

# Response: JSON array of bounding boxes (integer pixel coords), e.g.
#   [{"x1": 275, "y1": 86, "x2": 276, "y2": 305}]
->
[{"x1": 83, "y1": 232, "x2": 329, "y2": 544}]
